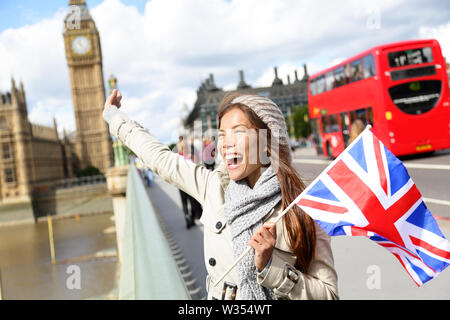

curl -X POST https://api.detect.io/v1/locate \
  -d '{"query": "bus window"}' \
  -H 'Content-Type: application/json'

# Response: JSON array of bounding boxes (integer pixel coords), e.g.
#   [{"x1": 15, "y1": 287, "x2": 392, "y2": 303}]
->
[
  {"x1": 322, "y1": 114, "x2": 340, "y2": 133},
  {"x1": 363, "y1": 54, "x2": 376, "y2": 78},
  {"x1": 310, "y1": 118, "x2": 323, "y2": 154},
  {"x1": 351, "y1": 59, "x2": 363, "y2": 82},
  {"x1": 334, "y1": 67, "x2": 345, "y2": 88},
  {"x1": 325, "y1": 71, "x2": 334, "y2": 91},
  {"x1": 367, "y1": 107, "x2": 373, "y2": 125},
  {"x1": 344, "y1": 64, "x2": 351, "y2": 84},
  {"x1": 388, "y1": 47, "x2": 433, "y2": 68},
  {"x1": 310, "y1": 78, "x2": 316, "y2": 95},
  {"x1": 350, "y1": 108, "x2": 368, "y2": 125},
  {"x1": 355, "y1": 108, "x2": 368, "y2": 124},
  {"x1": 388, "y1": 80, "x2": 441, "y2": 115},
  {"x1": 340, "y1": 112, "x2": 351, "y2": 147},
  {"x1": 316, "y1": 75, "x2": 326, "y2": 94}
]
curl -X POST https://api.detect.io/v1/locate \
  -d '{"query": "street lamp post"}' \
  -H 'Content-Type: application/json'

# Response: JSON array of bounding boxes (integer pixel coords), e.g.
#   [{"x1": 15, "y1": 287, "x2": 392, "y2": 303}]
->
[{"x1": 105, "y1": 72, "x2": 131, "y2": 265}]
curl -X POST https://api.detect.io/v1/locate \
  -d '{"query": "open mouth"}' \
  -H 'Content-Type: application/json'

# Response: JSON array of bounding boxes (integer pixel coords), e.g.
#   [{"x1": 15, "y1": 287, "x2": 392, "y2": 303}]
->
[{"x1": 225, "y1": 153, "x2": 243, "y2": 169}]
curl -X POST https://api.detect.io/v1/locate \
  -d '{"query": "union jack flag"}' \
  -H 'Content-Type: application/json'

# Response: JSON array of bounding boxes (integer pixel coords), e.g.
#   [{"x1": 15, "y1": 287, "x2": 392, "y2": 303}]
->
[{"x1": 297, "y1": 128, "x2": 450, "y2": 286}]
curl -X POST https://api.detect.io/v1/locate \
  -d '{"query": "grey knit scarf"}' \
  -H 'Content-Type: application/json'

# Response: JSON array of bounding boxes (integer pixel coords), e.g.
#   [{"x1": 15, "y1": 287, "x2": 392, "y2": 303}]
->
[{"x1": 224, "y1": 166, "x2": 281, "y2": 300}]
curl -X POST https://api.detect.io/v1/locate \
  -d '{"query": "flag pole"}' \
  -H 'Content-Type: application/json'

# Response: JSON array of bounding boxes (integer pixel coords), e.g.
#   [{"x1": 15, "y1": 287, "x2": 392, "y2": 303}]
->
[
  {"x1": 212, "y1": 195, "x2": 303, "y2": 287},
  {"x1": 212, "y1": 125, "x2": 372, "y2": 287}
]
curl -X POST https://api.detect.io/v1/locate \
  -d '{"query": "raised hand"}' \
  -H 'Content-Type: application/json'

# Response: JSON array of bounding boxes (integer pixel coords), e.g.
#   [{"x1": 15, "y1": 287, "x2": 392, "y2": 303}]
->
[{"x1": 105, "y1": 88, "x2": 122, "y2": 109}]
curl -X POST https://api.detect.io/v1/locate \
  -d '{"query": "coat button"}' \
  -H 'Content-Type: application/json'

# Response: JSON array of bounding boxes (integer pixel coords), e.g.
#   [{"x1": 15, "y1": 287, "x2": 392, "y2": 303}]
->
[
  {"x1": 215, "y1": 221, "x2": 222, "y2": 230},
  {"x1": 209, "y1": 258, "x2": 216, "y2": 266}
]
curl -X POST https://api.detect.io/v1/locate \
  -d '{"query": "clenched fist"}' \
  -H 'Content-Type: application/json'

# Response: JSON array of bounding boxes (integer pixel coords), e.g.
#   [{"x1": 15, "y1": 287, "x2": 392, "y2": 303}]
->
[{"x1": 248, "y1": 222, "x2": 277, "y2": 271}]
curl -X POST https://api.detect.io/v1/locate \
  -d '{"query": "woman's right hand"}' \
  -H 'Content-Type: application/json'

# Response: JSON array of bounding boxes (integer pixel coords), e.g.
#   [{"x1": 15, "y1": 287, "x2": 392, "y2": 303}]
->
[{"x1": 105, "y1": 88, "x2": 122, "y2": 110}]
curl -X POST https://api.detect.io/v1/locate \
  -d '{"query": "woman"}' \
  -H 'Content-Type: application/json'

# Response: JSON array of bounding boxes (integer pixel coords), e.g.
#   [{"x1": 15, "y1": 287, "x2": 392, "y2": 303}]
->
[{"x1": 103, "y1": 90, "x2": 338, "y2": 300}]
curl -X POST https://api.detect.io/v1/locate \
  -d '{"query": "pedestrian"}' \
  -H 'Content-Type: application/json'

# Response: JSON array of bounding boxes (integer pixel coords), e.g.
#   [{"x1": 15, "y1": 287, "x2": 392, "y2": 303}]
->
[
  {"x1": 176, "y1": 135, "x2": 195, "y2": 228},
  {"x1": 103, "y1": 89, "x2": 338, "y2": 300},
  {"x1": 349, "y1": 119, "x2": 365, "y2": 143},
  {"x1": 187, "y1": 136, "x2": 203, "y2": 221}
]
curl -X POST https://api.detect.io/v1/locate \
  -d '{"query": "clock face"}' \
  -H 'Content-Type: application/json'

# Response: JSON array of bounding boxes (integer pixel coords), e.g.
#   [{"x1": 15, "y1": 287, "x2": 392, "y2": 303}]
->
[{"x1": 71, "y1": 35, "x2": 91, "y2": 55}]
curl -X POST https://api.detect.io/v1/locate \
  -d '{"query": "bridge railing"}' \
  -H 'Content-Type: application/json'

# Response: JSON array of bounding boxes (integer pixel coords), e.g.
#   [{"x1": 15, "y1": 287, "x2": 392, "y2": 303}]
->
[
  {"x1": 53, "y1": 175, "x2": 106, "y2": 189},
  {"x1": 118, "y1": 164, "x2": 190, "y2": 299}
]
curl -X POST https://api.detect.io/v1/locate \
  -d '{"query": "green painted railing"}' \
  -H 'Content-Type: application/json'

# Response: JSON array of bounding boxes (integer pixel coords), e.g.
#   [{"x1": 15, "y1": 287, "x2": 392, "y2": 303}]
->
[{"x1": 119, "y1": 164, "x2": 190, "y2": 299}]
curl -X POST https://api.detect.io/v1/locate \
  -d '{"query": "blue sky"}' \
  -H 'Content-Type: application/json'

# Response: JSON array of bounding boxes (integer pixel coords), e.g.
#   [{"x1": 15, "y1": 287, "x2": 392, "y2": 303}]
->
[
  {"x1": 0, "y1": 0, "x2": 147, "y2": 32},
  {"x1": 0, "y1": 0, "x2": 449, "y2": 143}
]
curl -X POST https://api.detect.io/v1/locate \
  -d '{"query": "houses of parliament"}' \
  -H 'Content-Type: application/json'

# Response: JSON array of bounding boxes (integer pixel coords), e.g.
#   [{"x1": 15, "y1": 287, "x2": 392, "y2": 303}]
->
[{"x1": 0, "y1": 0, "x2": 113, "y2": 206}]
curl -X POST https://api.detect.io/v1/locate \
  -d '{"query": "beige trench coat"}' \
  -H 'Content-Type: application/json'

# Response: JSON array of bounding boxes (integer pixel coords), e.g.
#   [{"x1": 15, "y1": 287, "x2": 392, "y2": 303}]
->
[{"x1": 104, "y1": 105, "x2": 339, "y2": 300}]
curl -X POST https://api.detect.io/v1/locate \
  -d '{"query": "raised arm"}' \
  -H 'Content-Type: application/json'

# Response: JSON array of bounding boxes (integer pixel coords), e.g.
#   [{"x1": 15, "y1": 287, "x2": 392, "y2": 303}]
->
[{"x1": 103, "y1": 89, "x2": 213, "y2": 204}]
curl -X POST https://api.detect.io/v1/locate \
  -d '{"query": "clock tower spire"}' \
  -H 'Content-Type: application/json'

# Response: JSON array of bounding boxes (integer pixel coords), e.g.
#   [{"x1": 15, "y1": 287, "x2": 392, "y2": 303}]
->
[{"x1": 63, "y1": 0, "x2": 113, "y2": 174}]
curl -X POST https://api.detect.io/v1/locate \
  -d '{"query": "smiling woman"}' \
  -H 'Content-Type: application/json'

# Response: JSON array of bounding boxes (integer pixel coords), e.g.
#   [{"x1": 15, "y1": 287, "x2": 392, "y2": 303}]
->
[
  {"x1": 103, "y1": 89, "x2": 338, "y2": 300},
  {"x1": 218, "y1": 107, "x2": 262, "y2": 187}
]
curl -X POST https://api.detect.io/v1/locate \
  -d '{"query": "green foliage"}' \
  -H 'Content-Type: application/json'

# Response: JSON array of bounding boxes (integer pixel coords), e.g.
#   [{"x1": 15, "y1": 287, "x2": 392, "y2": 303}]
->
[
  {"x1": 290, "y1": 104, "x2": 311, "y2": 139},
  {"x1": 168, "y1": 143, "x2": 176, "y2": 151},
  {"x1": 126, "y1": 146, "x2": 136, "y2": 157},
  {"x1": 77, "y1": 165, "x2": 103, "y2": 177}
]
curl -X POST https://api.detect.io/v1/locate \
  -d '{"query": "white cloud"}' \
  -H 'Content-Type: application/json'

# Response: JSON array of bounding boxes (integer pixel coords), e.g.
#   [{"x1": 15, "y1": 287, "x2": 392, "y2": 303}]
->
[
  {"x1": 419, "y1": 21, "x2": 450, "y2": 61},
  {"x1": 0, "y1": 7, "x2": 73, "y2": 133},
  {"x1": 0, "y1": 0, "x2": 449, "y2": 144}
]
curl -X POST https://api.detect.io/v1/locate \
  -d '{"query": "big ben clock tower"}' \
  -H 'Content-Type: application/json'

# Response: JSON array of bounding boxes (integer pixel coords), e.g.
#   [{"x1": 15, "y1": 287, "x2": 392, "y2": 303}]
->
[{"x1": 63, "y1": 0, "x2": 113, "y2": 174}]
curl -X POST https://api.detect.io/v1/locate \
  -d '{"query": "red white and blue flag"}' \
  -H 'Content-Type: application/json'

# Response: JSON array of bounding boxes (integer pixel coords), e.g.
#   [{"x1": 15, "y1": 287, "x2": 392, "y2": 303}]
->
[{"x1": 297, "y1": 128, "x2": 450, "y2": 286}]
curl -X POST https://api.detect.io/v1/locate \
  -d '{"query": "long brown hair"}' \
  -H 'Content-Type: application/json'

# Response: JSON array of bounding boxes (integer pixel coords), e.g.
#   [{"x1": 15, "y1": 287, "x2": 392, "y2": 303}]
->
[{"x1": 218, "y1": 92, "x2": 316, "y2": 273}]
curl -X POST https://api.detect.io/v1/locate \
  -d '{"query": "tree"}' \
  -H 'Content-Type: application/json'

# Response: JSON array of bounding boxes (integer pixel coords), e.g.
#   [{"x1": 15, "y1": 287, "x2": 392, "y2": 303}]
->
[
  {"x1": 76, "y1": 165, "x2": 103, "y2": 177},
  {"x1": 290, "y1": 104, "x2": 311, "y2": 139}
]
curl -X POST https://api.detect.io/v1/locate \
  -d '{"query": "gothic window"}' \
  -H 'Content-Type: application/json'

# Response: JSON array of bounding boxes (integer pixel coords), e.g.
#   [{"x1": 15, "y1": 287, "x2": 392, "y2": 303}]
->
[
  {"x1": 0, "y1": 117, "x2": 7, "y2": 130},
  {"x1": 209, "y1": 105, "x2": 217, "y2": 129},
  {"x1": 2, "y1": 143, "x2": 11, "y2": 159},
  {"x1": 200, "y1": 104, "x2": 208, "y2": 133},
  {"x1": 4, "y1": 168, "x2": 16, "y2": 184}
]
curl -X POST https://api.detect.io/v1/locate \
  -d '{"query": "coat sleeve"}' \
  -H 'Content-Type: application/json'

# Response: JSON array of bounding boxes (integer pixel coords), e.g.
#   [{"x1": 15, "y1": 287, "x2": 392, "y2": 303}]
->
[
  {"x1": 256, "y1": 224, "x2": 339, "y2": 300},
  {"x1": 103, "y1": 105, "x2": 213, "y2": 205}
]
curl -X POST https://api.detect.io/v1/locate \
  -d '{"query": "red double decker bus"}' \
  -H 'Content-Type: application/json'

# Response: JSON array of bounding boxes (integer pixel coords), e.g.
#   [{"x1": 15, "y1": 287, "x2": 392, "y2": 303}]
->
[{"x1": 308, "y1": 39, "x2": 450, "y2": 158}]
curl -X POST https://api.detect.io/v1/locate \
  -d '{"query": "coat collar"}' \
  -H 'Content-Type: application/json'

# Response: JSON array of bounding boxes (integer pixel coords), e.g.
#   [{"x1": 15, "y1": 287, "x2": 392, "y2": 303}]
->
[
  {"x1": 216, "y1": 161, "x2": 230, "y2": 192},
  {"x1": 264, "y1": 202, "x2": 293, "y2": 253}
]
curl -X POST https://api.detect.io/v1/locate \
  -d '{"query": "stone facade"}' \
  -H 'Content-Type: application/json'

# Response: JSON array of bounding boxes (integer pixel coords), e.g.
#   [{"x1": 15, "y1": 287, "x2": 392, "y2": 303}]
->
[
  {"x1": 183, "y1": 65, "x2": 310, "y2": 136},
  {"x1": 0, "y1": 0, "x2": 114, "y2": 211},
  {"x1": 0, "y1": 79, "x2": 69, "y2": 205}
]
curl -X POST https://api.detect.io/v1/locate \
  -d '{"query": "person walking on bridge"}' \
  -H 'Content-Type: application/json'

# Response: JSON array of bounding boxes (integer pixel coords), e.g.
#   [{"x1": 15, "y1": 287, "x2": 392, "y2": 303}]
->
[
  {"x1": 176, "y1": 135, "x2": 200, "y2": 229},
  {"x1": 103, "y1": 89, "x2": 338, "y2": 300}
]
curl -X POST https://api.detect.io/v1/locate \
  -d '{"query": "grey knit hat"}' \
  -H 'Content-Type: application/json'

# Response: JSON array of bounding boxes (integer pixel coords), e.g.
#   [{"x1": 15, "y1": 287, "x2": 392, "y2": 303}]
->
[{"x1": 231, "y1": 94, "x2": 291, "y2": 148}]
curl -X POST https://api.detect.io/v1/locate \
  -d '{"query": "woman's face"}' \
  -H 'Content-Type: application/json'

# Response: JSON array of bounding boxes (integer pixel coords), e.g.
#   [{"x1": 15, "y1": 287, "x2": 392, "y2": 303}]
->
[{"x1": 218, "y1": 107, "x2": 263, "y2": 186}]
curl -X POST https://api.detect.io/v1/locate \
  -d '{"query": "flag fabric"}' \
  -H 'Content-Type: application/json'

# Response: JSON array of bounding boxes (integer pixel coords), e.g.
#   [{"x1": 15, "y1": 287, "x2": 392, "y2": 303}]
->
[{"x1": 297, "y1": 128, "x2": 450, "y2": 286}]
